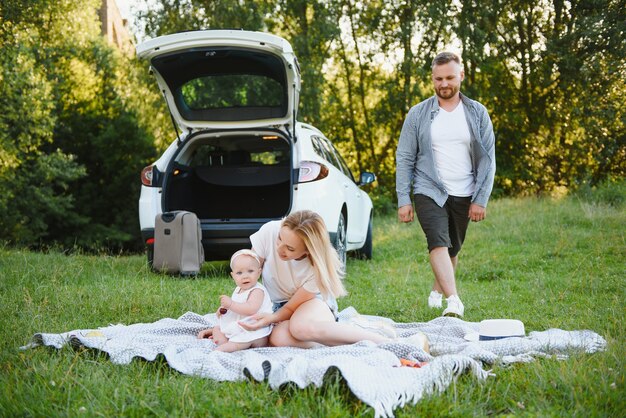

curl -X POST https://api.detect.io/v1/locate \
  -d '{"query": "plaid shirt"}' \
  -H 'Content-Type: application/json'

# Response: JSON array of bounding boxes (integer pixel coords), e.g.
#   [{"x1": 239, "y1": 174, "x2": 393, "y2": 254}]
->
[{"x1": 395, "y1": 93, "x2": 496, "y2": 208}]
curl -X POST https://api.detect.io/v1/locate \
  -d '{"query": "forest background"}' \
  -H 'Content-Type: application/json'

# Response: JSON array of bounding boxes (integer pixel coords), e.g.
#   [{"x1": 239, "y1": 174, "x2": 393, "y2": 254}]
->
[{"x1": 1, "y1": 0, "x2": 623, "y2": 252}]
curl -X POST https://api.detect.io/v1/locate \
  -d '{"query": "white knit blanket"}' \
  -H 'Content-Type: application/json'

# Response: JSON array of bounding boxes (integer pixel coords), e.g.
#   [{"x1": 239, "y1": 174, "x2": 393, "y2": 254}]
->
[{"x1": 23, "y1": 307, "x2": 606, "y2": 418}]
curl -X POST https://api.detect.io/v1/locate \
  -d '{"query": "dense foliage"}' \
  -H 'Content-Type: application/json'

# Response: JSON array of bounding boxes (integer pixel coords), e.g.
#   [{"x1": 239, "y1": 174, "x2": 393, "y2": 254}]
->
[
  {"x1": 137, "y1": 0, "x2": 624, "y2": 204},
  {"x1": 0, "y1": 0, "x2": 166, "y2": 251},
  {"x1": 1, "y1": 0, "x2": 623, "y2": 251}
]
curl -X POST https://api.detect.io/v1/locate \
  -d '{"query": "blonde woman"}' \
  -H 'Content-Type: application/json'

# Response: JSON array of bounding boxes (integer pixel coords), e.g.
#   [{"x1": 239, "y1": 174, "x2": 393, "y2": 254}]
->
[{"x1": 239, "y1": 210, "x2": 428, "y2": 350}]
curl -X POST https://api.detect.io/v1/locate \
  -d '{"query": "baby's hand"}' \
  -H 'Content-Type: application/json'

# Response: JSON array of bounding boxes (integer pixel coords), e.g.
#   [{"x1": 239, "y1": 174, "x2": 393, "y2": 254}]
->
[
  {"x1": 197, "y1": 328, "x2": 213, "y2": 339},
  {"x1": 219, "y1": 295, "x2": 232, "y2": 309}
]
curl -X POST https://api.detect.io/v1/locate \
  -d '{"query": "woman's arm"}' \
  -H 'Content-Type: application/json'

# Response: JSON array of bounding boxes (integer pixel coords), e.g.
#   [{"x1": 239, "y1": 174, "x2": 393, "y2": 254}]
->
[
  {"x1": 220, "y1": 289, "x2": 265, "y2": 317},
  {"x1": 238, "y1": 286, "x2": 316, "y2": 331},
  {"x1": 273, "y1": 286, "x2": 316, "y2": 322}
]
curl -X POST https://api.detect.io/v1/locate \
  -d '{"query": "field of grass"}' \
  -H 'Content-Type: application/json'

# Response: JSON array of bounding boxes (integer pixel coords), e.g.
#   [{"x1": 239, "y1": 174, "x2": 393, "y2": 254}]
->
[{"x1": 1, "y1": 194, "x2": 624, "y2": 417}]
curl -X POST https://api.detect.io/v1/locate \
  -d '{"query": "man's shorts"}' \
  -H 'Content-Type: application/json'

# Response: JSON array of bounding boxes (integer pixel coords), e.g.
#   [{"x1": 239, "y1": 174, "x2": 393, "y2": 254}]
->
[{"x1": 413, "y1": 194, "x2": 471, "y2": 257}]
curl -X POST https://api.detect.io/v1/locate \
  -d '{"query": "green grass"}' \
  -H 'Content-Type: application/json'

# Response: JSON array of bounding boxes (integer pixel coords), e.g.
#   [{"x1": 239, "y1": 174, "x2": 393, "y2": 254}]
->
[{"x1": 1, "y1": 195, "x2": 624, "y2": 417}]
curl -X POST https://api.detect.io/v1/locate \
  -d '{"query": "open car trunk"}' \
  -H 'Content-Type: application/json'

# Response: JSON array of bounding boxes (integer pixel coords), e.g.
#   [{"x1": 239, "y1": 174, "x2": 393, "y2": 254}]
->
[{"x1": 162, "y1": 133, "x2": 292, "y2": 220}]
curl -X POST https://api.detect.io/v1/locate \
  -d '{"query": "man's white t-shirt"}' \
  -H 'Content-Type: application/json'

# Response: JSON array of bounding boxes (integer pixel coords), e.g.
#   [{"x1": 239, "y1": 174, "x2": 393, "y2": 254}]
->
[
  {"x1": 431, "y1": 102, "x2": 475, "y2": 197},
  {"x1": 250, "y1": 220, "x2": 320, "y2": 303}
]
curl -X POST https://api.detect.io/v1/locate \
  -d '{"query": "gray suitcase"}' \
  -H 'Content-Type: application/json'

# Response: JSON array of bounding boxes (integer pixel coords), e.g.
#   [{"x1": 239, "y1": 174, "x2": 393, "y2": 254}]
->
[{"x1": 153, "y1": 211, "x2": 204, "y2": 275}]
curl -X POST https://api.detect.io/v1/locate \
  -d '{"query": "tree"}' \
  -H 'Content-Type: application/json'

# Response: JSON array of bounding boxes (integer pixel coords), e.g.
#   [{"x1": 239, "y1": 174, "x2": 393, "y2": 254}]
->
[
  {"x1": 127, "y1": 0, "x2": 626, "y2": 217},
  {"x1": 0, "y1": 6, "x2": 86, "y2": 244},
  {"x1": 138, "y1": 0, "x2": 269, "y2": 37},
  {"x1": 459, "y1": 0, "x2": 625, "y2": 194},
  {"x1": 0, "y1": 0, "x2": 161, "y2": 251},
  {"x1": 316, "y1": 0, "x2": 454, "y2": 209}
]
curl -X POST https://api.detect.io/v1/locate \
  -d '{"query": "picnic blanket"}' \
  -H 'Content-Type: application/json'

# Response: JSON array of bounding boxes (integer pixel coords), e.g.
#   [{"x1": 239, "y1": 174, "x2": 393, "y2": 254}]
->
[{"x1": 23, "y1": 307, "x2": 606, "y2": 418}]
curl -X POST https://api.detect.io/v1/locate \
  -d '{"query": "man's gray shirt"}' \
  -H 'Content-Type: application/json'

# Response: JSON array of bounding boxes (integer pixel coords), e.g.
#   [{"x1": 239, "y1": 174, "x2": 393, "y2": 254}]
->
[{"x1": 395, "y1": 93, "x2": 496, "y2": 208}]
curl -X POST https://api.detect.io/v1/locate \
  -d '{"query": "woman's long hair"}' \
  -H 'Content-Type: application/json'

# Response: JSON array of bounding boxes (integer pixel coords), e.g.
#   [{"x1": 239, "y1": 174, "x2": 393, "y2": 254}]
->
[{"x1": 282, "y1": 210, "x2": 347, "y2": 299}]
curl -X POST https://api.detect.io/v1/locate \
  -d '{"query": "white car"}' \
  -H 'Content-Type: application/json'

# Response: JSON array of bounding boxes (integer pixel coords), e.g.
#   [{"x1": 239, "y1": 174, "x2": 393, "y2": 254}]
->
[{"x1": 137, "y1": 30, "x2": 375, "y2": 266}]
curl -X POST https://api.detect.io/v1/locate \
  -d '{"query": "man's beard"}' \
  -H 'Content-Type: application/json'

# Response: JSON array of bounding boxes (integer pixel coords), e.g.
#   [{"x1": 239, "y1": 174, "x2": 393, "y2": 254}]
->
[{"x1": 436, "y1": 85, "x2": 459, "y2": 100}]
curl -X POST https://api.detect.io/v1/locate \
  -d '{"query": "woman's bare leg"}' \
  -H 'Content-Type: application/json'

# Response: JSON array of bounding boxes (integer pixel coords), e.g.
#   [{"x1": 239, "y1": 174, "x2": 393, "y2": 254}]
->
[
  {"x1": 269, "y1": 320, "x2": 320, "y2": 348},
  {"x1": 249, "y1": 336, "x2": 269, "y2": 348},
  {"x1": 270, "y1": 299, "x2": 392, "y2": 347}
]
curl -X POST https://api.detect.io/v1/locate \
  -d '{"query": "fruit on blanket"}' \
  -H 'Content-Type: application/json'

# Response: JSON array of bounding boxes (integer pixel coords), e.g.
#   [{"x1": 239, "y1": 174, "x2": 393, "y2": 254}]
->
[
  {"x1": 399, "y1": 358, "x2": 429, "y2": 368},
  {"x1": 219, "y1": 307, "x2": 228, "y2": 315}
]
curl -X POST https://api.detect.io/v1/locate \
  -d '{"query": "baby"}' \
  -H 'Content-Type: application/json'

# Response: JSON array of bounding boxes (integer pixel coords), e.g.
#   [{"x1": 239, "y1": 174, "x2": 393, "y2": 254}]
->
[{"x1": 197, "y1": 249, "x2": 273, "y2": 352}]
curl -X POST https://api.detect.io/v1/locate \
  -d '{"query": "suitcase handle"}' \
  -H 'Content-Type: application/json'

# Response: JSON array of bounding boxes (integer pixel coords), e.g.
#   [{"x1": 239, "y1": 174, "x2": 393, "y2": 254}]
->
[{"x1": 161, "y1": 212, "x2": 177, "y2": 223}]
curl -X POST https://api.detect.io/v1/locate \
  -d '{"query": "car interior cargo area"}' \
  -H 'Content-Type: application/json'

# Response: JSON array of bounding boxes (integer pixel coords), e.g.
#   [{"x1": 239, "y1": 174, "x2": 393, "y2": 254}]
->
[{"x1": 164, "y1": 134, "x2": 292, "y2": 220}]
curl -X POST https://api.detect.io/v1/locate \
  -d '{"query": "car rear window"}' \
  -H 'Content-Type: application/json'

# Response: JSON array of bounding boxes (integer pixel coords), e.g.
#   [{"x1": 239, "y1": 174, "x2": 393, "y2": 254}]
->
[
  {"x1": 181, "y1": 74, "x2": 284, "y2": 110},
  {"x1": 152, "y1": 48, "x2": 288, "y2": 122}
]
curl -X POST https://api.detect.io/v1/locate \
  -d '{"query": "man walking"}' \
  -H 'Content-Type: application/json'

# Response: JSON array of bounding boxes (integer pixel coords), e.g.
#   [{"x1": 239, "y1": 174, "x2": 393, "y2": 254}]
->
[{"x1": 395, "y1": 52, "x2": 496, "y2": 317}]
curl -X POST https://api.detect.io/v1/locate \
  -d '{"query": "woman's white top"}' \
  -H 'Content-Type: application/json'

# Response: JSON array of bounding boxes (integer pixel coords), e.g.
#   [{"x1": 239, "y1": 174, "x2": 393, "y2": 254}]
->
[
  {"x1": 250, "y1": 220, "x2": 320, "y2": 303},
  {"x1": 430, "y1": 102, "x2": 475, "y2": 197},
  {"x1": 219, "y1": 283, "x2": 273, "y2": 342}
]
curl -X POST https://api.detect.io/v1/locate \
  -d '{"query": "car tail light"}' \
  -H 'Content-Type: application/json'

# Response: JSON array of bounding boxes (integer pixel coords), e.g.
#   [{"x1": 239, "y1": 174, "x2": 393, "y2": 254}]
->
[
  {"x1": 141, "y1": 165, "x2": 163, "y2": 187},
  {"x1": 298, "y1": 161, "x2": 329, "y2": 183},
  {"x1": 141, "y1": 165, "x2": 154, "y2": 186}
]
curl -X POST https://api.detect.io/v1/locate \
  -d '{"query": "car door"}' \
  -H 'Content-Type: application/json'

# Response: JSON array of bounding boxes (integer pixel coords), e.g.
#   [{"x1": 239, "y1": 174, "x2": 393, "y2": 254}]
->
[
  {"x1": 317, "y1": 136, "x2": 369, "y2": 245},
  {"x1": 136, "y1": 30, "x2": 300, "y2": 135}
]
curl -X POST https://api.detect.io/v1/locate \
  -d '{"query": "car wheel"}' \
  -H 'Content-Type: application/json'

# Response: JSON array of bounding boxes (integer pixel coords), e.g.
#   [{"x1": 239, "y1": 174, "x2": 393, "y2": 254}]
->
[
  {"x1": 354, "y1": 215, "x2": 372, "y2": 260},
  {"x1": 147, "y1": 246, "x2": 154, "y2": 268},
  {"x1": 334, "y1": 212, "x2": 347, "y2": 268}
]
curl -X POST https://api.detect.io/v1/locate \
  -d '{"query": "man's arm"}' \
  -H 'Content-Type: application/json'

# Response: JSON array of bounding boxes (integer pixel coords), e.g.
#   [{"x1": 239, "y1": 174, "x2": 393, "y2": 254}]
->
[
  {"x1": 468, "y1": 203, "x2": 486, "y2": 222},
  {"x1": 396, "y1": 107, "x2": 419, "y2": 209},
  {"x1": 472, "y1": 104, "x2": 496, "y2": 208}
]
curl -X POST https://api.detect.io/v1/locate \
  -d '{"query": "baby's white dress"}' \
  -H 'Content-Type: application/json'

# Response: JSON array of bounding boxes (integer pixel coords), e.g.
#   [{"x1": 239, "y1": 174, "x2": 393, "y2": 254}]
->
[{"x1": 219, "y1": 283, "x2": 273, "y2": 343}]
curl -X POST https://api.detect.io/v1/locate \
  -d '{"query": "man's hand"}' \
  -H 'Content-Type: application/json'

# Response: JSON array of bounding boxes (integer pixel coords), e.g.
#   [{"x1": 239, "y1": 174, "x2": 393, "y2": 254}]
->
[
  {"x1": 398, "y1": 204, "x2": 414, "y2": 223},
  {"x1": 468, "y1": 203, "x2": 486, "y2": 222}
]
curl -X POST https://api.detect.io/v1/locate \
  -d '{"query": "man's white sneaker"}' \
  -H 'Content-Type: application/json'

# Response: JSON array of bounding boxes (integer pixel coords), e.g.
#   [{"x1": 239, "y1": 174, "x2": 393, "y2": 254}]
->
[
  {"x1": 442, "y1": 295, "x2": 464, "y2": 318},
  {"x1": 428, "y1": 290, "x2": 443, "y2": 308}
]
